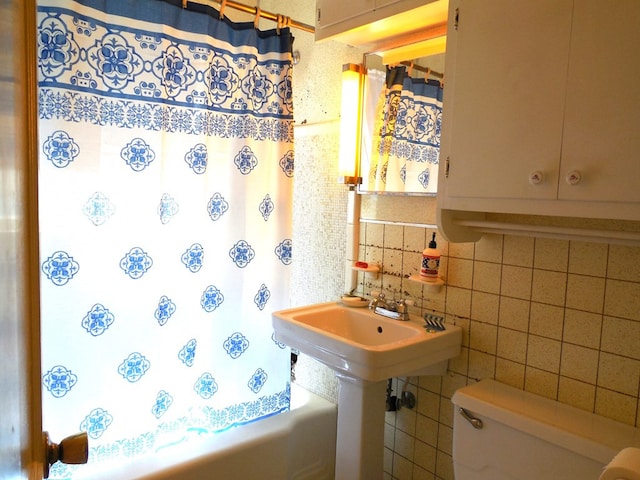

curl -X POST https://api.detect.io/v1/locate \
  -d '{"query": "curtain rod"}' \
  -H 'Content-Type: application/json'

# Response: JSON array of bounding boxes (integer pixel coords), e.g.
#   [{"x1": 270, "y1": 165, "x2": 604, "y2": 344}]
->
[
  {"x1": 397, "y1": 60, "x2": 443, "y2": 80},
  {"x1": 182, "y1": 0, "x2": 316, "y2": 33}
]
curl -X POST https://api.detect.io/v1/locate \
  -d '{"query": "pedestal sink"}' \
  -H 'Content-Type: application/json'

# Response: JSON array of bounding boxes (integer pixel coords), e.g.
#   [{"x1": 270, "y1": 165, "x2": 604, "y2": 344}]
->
[{"x1": 272, "y1": 302, "x2": 462, "y2": 480}]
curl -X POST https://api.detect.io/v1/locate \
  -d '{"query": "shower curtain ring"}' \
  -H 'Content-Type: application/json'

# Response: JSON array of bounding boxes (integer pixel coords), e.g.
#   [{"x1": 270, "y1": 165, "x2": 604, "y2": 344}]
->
[
  {"x1": 219, "y1": 0, "x2": 227, "y2": 19},
  {"x1": 182, "y1": 0, "x2": 187, "y2": 8},
  {"x1": 425, "y1": 67, "x2": 431, "y2": 82},
  {"x1": 254, "y1": 7, "x2": 261, "y2": 28}
]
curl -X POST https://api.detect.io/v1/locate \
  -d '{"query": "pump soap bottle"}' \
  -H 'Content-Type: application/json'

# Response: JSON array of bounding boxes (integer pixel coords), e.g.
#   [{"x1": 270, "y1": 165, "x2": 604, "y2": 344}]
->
[{"x1": 420, "y1": 232, "x2": 440, "y2": 282}]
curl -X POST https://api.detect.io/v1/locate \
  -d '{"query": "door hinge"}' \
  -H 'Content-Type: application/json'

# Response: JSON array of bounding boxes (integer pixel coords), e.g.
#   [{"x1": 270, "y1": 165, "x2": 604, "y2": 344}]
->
[
  {"x1": 445, "y1": 156, "x2": 450, "y2": 178},
  {"x1": 454, "y1": 7, "x2": 459, "y2": 30}
]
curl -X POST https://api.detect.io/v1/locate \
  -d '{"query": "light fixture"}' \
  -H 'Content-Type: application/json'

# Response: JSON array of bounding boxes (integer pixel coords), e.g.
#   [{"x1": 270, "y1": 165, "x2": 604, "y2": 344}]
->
[{"x1": 338, "y1": 63, "x2": 364, "y2": 187}]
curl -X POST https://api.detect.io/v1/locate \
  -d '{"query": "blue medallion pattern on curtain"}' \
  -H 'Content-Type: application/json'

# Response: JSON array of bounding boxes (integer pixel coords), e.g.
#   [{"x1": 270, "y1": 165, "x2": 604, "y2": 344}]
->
[
  {"x1": 37, "y1": 1, "x2": 294, "y2": 477},
  {"x1": 366, "y1": 66, "x2": 443, "y2": 193}
]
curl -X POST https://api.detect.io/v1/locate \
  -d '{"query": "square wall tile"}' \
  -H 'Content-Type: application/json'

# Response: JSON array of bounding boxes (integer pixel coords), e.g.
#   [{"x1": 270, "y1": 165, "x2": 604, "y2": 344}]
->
[
  {"x1": 597, "y1": 352, "x2": 640, "y2": 396},
  {"x1": 566, "y1": 274, "x2": 605, "y2": 314},
  {"x1": 601, "y1": 316, "x2": 640, "y2": 360},
  {"x1": 366, "y1": 223, "x2": 384, "y2": 247},
  {"x1": 560, "y1": 343, "x2": 599, "y2": 384},
  {"x1": 595, "y1": 388, "x2": 638, "y2": 425},
  {"x1": 412, "y1": 465, "x2": 436, "y2": 480},
  {"x1": 604, "y1": 279, "x2": 640, "y2": 321},
  {"x1": 471, "y1": 291, "x2": 500, "y2": 325},
  {"x1": 416, "y1": 414, "x2": 439, "y2": 447},
  {"x1": 394, "y1": 429, "x2": 416, "y2": 461},
  {"x1": 419, "y1": 375, "x2": 442, "y2": 395},
  {"x1": 380, "y1": 275, "x2": 402, "y2": 300},
  {"x1": 501, "y1": 265, "x2": 532, "y2": 300},
  {"x1": 437, "y1": 424, "x2": 453, "y2": 456},
  {"x1": 495, "y1": 357, "x2": 526, "y2": 389},
  {"x1": 467, "y1": 349, "x2": 496, "y2": 379},
  {"x1": 439, "y1": 399, "x2": 454, "y2": 428},
  {"x1": 364, "y1": 245, "x2": 383, "y2": 267},
  {"x1": 558, "y1": 376, "x2": 595, "y2": 412},
  {"x1": 448, "y1": 346, "x2": 469, "y2": 376},
  {"x1": 384, "y1": 224, "x2": 404, "y2": 249},
  {"x1": 384, "y1": 422, "x2": 396, "y2": 449},
  {"x1": 527, "y1": 335, "x2": 561, "y2": 374},
  {"x1": 396, "y1": 404, "x2": 418, "y2": 436},
  {"x1": 529, "y1": 302, "x2": 564, "y2": 340},
  {"x1": 448, "y1": 241, "x2": 474, "y2": 260},
  {"x1": 498, "y1": 296, "x2": 530, "y2": 332},
  {"x1": 473, "y1": 261, "x2": 502, "y2": 294},
  {"x1": 405, "y1": 226, "x2": 426, "y2": 253},
  {"x1": 435, "y1": 451, "x2": 454, "y2": 480},
  {"x1": 447, "y1": 257, "x2": 474, "y2": 289},
  {"x1": 607, "y1": 245, "x2": 640, "y2": 281},
  {"x1": 383, "y1": 247, "x2": 404, "y2": 276},
  {"x1": 417, "y1": 388, "x2": 441, "y2": 421},
  {"x1": 441, "y1": 372, "x2": 469, "y2": 399},
  {"x1": 531, "y1": 269, "x2": 567, "y2": 306},
  {"x1": 534, "y1": 237, "x2": 569, "y2": 271},
  {"x1": 497, "y1": 327, "x2": 528, "y2": 364},
  {"x1": 562, "y1": 309, "x2": 602, "y2": 349},
  {"x1": 503, "y1": 235, "x2": 534, "y2": 267},
  {"x1": 445, "y1": 286, "x2": 472, "y2": 318},
  {"x1": 524, "y1": 366, "x2": 558, "y2": 400},
  {"x1": 414, "y1": 439, "x2": 437, "y2": 473},
  {"x1": 569, "y1": 241, "x2": 608, "y2": 277},
  {"x1": 393, "y1": 451, "x2": 414, "y2": 479},
  {"x1": 384, "y1": 447, "x2": 394, "y2": 475},
  {"x1": 469, "y1": 320, "x2": 497, "y2": 354}
]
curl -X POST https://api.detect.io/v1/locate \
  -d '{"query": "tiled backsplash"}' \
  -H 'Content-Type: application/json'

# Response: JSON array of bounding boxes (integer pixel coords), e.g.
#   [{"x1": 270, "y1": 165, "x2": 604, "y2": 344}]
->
[{"x1": 354, "y1": 220, "x2": 640, "y2": 479}]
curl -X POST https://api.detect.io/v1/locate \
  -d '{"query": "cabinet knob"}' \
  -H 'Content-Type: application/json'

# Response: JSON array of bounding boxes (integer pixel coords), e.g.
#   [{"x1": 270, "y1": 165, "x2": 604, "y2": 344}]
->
[
  {"x1": 565, "y1": 170, "x2": 582, "y2": 185},
  {"x1": 529, "y1": 171, "x2": 544, "y2": 185}
]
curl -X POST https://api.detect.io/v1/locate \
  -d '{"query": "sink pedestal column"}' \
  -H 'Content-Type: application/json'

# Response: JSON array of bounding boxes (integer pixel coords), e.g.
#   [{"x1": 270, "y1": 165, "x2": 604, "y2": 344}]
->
[{"x1": 335, "y1": 374, "x2": 387, "y2": 480}]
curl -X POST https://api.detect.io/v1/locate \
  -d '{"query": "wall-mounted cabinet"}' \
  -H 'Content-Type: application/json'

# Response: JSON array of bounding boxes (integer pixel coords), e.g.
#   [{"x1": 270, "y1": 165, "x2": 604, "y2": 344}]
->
[
  {"x1": 438, "y1": 0, "x2": 640, "y2": 243},
  {"x1": 315, "y1": 0, "x2": 447, "y2": 50}
]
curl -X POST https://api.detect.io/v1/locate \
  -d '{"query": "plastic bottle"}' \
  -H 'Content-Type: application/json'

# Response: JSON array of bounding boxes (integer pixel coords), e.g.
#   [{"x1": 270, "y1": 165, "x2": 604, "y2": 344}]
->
[{"x1": 420, "y1": 232, "x2": 440, "y2": 281}]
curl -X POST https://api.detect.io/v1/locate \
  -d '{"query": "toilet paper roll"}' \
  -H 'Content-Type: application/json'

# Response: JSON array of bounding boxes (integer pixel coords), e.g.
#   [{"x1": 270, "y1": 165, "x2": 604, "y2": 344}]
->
[{"x1": 600, "y1": 447, "x2": 640, "y2": 480}]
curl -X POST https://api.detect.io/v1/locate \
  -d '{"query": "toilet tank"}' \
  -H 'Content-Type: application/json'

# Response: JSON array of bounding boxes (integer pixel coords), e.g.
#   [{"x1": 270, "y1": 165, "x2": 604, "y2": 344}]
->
[{"x1": 451, "y1": 379, "x2": 640, "y2": 480}]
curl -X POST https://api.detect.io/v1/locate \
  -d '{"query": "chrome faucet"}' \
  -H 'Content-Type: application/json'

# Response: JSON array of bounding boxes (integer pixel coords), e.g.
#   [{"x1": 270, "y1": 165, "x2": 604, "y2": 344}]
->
[{"x1": 368, "y1": 292, "x2": 411, "y2": 321}]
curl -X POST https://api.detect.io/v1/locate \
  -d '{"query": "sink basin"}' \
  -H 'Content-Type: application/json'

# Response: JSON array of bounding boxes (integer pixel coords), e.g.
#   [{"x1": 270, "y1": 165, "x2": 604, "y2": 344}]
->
[{"x1": 272, "y1": 301, "x2": 462, "y2": 382}]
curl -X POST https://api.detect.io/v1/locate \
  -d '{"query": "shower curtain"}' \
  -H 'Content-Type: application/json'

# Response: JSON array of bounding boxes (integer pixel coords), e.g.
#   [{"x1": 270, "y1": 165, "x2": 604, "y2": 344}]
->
[
  {"x1": 364, "y1": 66, "x2": 443, "y2": 193},
  {"x1": 36, "y1": 0, "x2": 294, "y2": 477}
]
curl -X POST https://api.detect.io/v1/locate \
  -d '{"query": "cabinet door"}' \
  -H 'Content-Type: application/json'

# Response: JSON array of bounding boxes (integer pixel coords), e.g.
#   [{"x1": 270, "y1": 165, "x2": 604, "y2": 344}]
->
[
  {"x1": 316, "y1": 0, "x2": 375, "y2": 30},
  {"x1": 444, "y1": 0, "x2": 573, "y2": 200},
  {"x1": 374, "y1": 0, "x2": 402, "y2": 9},
  {"x1": 559, "y1": 0, "x2": 640, "y2": 202}
]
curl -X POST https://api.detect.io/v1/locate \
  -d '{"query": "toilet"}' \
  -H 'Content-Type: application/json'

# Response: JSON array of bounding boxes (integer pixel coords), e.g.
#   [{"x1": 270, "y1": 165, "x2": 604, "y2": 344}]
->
[{"x1": 452, "y1": 379, "x2": 640, "y2": 479}]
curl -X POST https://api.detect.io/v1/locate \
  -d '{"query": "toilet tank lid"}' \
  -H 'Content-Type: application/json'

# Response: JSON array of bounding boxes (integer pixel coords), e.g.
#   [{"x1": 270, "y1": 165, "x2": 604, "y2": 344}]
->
[{"x1": 451, "y1": 379, "x2": 640, "y2": 465}]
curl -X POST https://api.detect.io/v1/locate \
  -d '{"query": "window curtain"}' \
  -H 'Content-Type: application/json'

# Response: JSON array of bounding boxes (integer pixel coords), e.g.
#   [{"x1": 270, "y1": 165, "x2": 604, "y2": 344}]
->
[
  {"x1": 36, "y1": 1, "x2": 294, "y2": 477},
  {"x1": 363, "y1": 66, "x2": 443, "y2": 193}
]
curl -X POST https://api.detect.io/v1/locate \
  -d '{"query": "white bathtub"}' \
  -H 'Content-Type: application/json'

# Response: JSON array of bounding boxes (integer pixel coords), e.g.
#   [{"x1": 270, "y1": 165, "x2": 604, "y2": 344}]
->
[{"x1": 85, "y1": 385, "x2": 337, "y2": 480}]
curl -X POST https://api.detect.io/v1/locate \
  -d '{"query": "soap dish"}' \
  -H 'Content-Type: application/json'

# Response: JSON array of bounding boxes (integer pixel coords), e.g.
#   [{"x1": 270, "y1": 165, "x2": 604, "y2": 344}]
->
[
  {"x1": 340, "y1": 295, "x2": 369, "y2": 308},
  {"x1": 408, "y1": 274, "x2": 445, "y2": 293}
]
